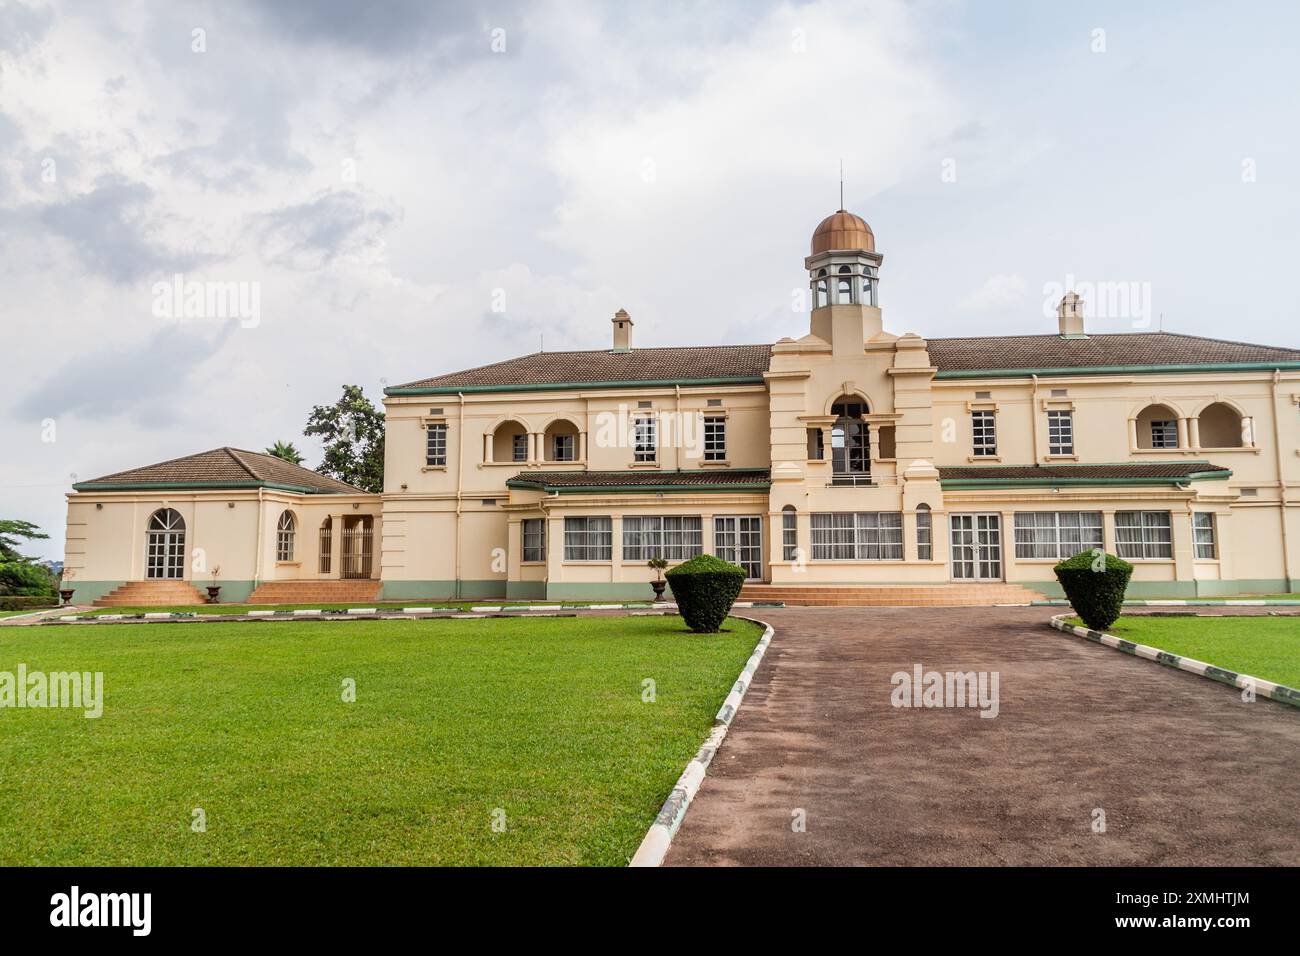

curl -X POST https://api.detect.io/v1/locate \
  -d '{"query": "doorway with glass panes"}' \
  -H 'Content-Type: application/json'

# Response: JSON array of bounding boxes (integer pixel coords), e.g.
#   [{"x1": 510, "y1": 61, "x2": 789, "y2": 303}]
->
[
  {"x1": 714, "y1": 515, "x2": 762, "y2": 580},
  {"x1": 949, "y1": 513, "x2": 1003, "y2": 581}
]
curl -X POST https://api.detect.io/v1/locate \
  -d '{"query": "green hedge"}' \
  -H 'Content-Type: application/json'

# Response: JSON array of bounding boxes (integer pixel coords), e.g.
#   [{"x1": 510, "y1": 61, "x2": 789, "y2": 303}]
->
[
  {"x1": 0, "y1": 595, "x2": 59, "y2": 611},
  {"x1": 1054, "y1": 549, "x2": 1134, "y2": 631},
  {"x1": 664, "y1": 554, "x2": 746, "y2": 634}
]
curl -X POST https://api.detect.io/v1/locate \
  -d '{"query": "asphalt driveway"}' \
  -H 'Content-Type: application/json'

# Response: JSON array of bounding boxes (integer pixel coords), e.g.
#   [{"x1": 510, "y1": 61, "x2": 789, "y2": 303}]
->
[{"x1": 665, "y1": 607, "x2": 1300, "y2": 866}]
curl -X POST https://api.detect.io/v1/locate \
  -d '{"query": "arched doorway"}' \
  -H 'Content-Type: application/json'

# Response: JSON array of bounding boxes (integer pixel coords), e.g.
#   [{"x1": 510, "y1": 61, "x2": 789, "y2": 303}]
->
[{"x1": 146, "y1": 508, "x2": 186, "y2": 579}]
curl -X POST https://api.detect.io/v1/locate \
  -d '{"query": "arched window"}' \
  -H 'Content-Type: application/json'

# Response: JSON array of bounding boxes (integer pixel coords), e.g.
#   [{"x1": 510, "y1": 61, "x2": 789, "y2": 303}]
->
[
  {"x1": 862, "y1": 263, "x2": 876, "y2": 306},
  {"x1": 276, "y1": 511, "x2": 296, "y2": 562},
  {"x1": 491, "y1": 420, "x2": 529, "y2": 463},
  {"x1": 782, "y1": 506, "x2": 798, "y2": 561},
  {"x1": 1136, "y1": 404, "x2": 1180, "y2": 449},
  {"x1": 146, "y1": 508, "x2": 186, "y2": 579},
  {"x1": 544, "y1": 419, "x2": 580, "y2": 462},
  {"x1": 815, "y1": 268, "x2": 828, "y2": 308},
  {"x1": 1198, "y1": 403, "x2": 1248, "y2": 448},
  {"x1": 830, "y1": 397, "x2": 870, "y2": 481},
  {"x1": 916, "y1": 504, "x2": 932, "y2": 561},
  {"x1": 837, "y1": 265, "x2": 854, "y2": 303}
]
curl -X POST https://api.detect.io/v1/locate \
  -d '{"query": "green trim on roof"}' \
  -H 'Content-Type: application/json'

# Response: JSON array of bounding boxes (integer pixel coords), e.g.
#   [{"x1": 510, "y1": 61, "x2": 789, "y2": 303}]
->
[
  {"x1": 506, "y1": 471, "x2": 772, "y2": 495},
  {"x1": 70, "y1": 480, "x2": 358, "y2": 495},
  {"x1": 384, "y1": 375, "x2": 766, "y2": 396},
  {"x1": 934, "y1": 361, "x2": 1300, "y2": 380},
  {"x1": 940, "y1": 463, "x2": 1232, "y2": 490}
]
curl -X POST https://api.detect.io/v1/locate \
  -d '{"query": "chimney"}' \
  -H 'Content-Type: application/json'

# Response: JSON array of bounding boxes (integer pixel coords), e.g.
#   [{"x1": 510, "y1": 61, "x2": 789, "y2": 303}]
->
[
  {"x1": 1057, "y1": 292, "x2": 1085, "y2": 338},
  {"x1": 611, "y1": 308, "x2": 633, "y2": 352}
]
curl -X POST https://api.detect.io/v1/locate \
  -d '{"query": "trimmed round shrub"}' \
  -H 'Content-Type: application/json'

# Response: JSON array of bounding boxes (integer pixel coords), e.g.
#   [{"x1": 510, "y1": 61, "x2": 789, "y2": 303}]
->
[
  {"x1": 665, "y1": 554, "x2": 746, "y2": 633},
  {"x1": 1054, "y1": 549, "x2": 1134, "y2": 631}
]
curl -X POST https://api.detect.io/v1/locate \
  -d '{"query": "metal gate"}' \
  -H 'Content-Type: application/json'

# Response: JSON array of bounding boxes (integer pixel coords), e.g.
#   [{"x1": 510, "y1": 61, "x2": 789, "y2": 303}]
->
[{"x1": 341, "y1": 516, "x2": 373, "y2": 579}]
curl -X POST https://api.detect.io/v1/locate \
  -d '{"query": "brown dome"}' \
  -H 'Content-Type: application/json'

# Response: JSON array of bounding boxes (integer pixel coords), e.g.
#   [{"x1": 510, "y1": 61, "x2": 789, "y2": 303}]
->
[{"x1": 811, "y1": 209, "x2": 875, "y2": 254}]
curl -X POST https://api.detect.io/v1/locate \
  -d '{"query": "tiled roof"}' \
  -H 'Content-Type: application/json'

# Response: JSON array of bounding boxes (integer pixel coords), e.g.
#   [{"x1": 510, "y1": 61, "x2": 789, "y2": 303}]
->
[
  {"x1": 938, "y1": 461, "x2": 1232, "y2": 486},
  {"x1": 391, "y1": 344, "x2": 772, "y2": 391},
  {"x1": 389, "y1": 332, "x2": 1300, "y2": 394},
  {"x1": 73, "y1": 447, "x2": 365, "y2": 494},
  {"x1": 506, "y1": 469, "x2": 772, "y2": 493},
  {"x1": 926, "y1": 332, "x2": 1300, "y2": 375}
]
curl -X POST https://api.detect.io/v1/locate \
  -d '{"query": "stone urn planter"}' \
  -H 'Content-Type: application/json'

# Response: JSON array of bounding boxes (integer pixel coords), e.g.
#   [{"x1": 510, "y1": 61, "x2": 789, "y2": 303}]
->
[
  {"x1": 59, "y1": 588, "x2": 75, "y2": 606},
  {"x1": 650, "y1": 580, "x2": 667, "y2": 602},
  {"x1": 206, "y1": 586, "x2": 222, "y2": 604},
  {"x1": 647, "y1": 557, "x2": 669, "y2": 602}
]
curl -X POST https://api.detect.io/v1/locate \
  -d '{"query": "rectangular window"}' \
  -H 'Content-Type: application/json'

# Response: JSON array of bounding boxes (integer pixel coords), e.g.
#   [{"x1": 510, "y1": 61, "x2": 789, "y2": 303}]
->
[
  {"x1": 1013, "y1": 512, "x2": 1104, "y2": 560},
  {"x1": 1150, "y1": 420, "x2": 1178, "y2": 448},
  {"x1": 552, "y1": 433, "x2": 575, "y2": 461},
  {"x1": 810, "y1": 513, "x2": 903, "y2": 560},
  {"x1": 522, "y1": 519, "x2": 546, "y2": 563},
  {"x1": 916, "y1": 508, "x2": 933, "y2": 561},
  {"x1": 563, "y1": 516, "x2": 612, "y2": 561},
  {"x1": 512, "y1": 433, "x2": 528, "y2": 462},
  {"x1": 1047, "y1": 410, "x2": 1074, "y2": 455},
  {"x1": 425, "y1": 423, "x2": 447, "y2": 466},
  {"x1": 971, "y1": 410, "x2": 997, "y2": 457},
  {"x1": 1115, "y1": 511, "x2": 1173, "y2": 559},
  {"x1": 782, "y1": 509, "x2": 798, "y2": 561},
  {"x1": 1193, "y1": 512, "x2": 1217, "y2": 560},
  {"x1": 622, "y1": 516, "x2": 703, "y2": 561},
  {"x1": 703, "y1": 416, "x2": 726, "y2": 461},
  {"x1": 807, "y1": 428, "x2": 824, "y2": 460},
  {"x1": 634, "y1": 416, "x2": 657, "y2": 462}
]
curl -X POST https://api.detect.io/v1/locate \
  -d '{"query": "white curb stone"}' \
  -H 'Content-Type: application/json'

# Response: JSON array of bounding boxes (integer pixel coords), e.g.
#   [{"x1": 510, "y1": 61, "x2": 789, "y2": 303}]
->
[
  {"x1": 247, "y1": 610, "x2": 275, "y2": 617},
  {"x1": 1049, "y1": 614, "x2": 1300, "y2": 708},
  {"x1": 403, "y1": 607, "x2": 434, "y2": 614},
  {"x1": 629, "y1": 617, "x2": 775, "y2": 868},
  {"x1": 346, "y1": 608, "x2": 377, "y2": 615},
  {"x1": 292, "y1": 609, "x2": 321, "y2": 616},
  {"x1": 144, "y1": 613, "x2": 170, "y2": 619}
]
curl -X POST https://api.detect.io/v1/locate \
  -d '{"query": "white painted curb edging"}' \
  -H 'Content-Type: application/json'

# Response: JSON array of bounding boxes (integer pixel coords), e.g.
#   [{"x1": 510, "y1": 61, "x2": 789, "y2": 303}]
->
[
  {"x1": 628, "y1": 616, "x2": 774, "y2": 868},
  {"x1": 1049, "y1": 613, "x2": 1300, "y2": 708}
]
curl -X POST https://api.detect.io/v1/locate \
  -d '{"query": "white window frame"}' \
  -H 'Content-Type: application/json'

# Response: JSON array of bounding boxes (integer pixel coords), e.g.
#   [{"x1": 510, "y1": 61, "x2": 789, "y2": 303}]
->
[
  {"x1": 622, "y1": 516, "x2": 702, "y2": 561},
  {"x1": 1013, "y1": 511, "x2": 1103, "y2": 560},
  {"x1": 512, "y1": 433, "x2": 528, "y2": 462},
  {"x1": 1115, "y1": 511, "x2": 1173, "y2": 560},
  {"x1": 916, "y1": 505, "x2": 933, "y2": 561},
  {"x1": 971, "y1": 410, "x2": 997, "y2": 457},
  {"x1": 1047, "y1": 410, "x2": 1075, "y2": 455},
  {"x1": 810, "y1": 512, "x2": 904, "y2": 561},
  {"x1": 633, "y1": 416, "x2": 657, "y2": 463},
  {"x1": 781, "y1": 508, "x2": 798, "y2": 561},
  {"x1": 563, "y1": 516, "x2": 612, "y2": 561},
  {"x1": 1193, "y1": 512, "x2": 1218, "y2": 560},
  {"x1": 276, "y1": 511, "x2": 296, "y2": 562},
  {"x1": 425, "y1": 423, "x2": 447, "y2": 466},
  {"x1": 552, "y1": 433, "x2": 575, "y2": 462},
  {"x1": 703, "y1": 416, "x2": 726, "y2": 462},
  {"x1": 522, "y1": 518, "x2": 546, "y2": 563}
]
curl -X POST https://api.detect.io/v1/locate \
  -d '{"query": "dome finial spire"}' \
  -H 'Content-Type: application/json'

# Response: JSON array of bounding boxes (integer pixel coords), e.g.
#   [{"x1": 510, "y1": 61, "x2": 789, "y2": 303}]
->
[{"x1": 839, "y1": 158, "x2": 844, "y2": 211}]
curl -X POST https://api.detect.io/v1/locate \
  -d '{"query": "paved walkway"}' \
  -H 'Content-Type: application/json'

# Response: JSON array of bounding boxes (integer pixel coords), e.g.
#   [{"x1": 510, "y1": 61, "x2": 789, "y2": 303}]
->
[{"x1": 666, "y1": 606, "x2": 1300, "y2": 866}]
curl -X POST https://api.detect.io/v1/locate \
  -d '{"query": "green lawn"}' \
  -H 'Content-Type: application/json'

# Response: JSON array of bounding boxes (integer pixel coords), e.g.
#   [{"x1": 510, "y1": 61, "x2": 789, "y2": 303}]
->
[
  {"x1": 0, "y1": 609, "x2": 49, "y2": 619},
  {"x1": 0, "y1": 615, "x2": 761, "y2": 865},
  {"x1": 82, "y1": 600, "x2": 624, "y2": 616},
  {"x1": 1069, "y1": 615, "x2": 1300, "y2": 688}
]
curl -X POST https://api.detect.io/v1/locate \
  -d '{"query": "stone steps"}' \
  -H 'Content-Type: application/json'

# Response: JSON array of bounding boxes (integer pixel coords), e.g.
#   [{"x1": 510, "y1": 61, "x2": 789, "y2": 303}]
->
[{"x1": 95, "y1": 581, "x2": 210, "y2": 606}]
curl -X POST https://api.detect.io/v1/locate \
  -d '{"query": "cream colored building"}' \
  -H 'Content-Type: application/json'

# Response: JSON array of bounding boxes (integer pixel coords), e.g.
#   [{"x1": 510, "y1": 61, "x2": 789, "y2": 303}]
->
[{"x1": 65, "y1": 210, "x2": 1300, "y2": 603}]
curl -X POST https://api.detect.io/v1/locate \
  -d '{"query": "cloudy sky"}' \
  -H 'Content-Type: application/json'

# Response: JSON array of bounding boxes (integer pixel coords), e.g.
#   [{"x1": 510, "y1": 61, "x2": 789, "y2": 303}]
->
[{"x1": 3, "y1": 0, "x2": 1298, "y2": 560}]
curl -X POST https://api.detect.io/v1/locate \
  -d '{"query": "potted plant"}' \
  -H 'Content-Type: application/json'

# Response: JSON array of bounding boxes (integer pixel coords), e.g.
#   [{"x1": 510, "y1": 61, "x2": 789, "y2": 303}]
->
[
  {"x1": 206, "y1": 566, "x2": 222, "y2": 604},
  {"x1": 58, "y1": 567, "x2": 75, "y2": 606},
  {"x1": 647, "y1": 556, "x2": 669, "y2": 601}
]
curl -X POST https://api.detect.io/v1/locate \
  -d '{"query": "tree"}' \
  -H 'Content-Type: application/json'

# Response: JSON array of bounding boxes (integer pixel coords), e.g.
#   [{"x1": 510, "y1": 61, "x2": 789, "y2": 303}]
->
[
  {"x1": 0, "y1": 520, "x2": 56, "y2": 596},
  {"x1": 265, "y1": 440, "x2": 305, "y2": 465},
  {"x1": 0, "y1": 519, "x2": 48, "y2": 563},
  {"x1": 303, "y1": 385, "x2": 385, "y2": 493}
]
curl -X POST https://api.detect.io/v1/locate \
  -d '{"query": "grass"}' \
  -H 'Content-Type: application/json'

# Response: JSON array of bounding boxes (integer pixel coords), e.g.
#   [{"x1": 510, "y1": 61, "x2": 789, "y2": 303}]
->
[
  {"x1": 81, "y1": 600, "x2": 627, "y2": 616},
  {"x1": 1068, "y1": 615, "x2": 1300, "y2": 688},
  {"x1": 0, "y1": 609, "x2": 50, "y2": 619},
  {"x1": 0, "y1": 615, "x2": 761, "y2": 865}
]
